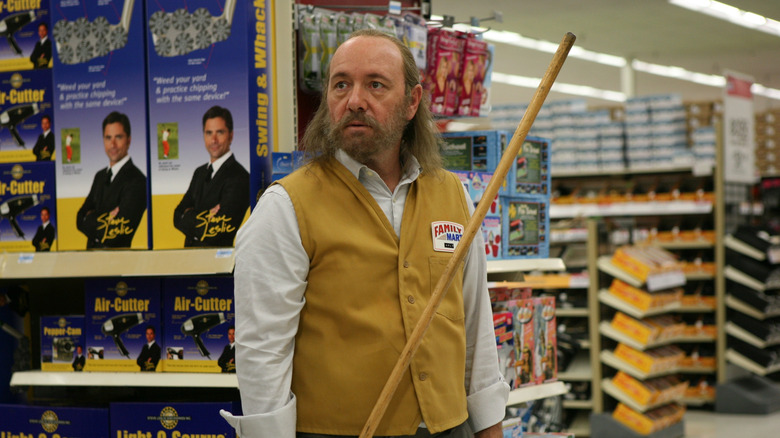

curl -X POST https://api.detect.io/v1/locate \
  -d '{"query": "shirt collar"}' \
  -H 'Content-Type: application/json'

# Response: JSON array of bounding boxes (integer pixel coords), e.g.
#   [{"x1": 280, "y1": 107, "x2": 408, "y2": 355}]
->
[
  {"x1": 43, "y1": 129, "x2": 51, "y2": 136},
  {"x1": 334, "y1": 149, "x2": 422, "y2": 183},
  {"x1": 210, "y1": 150, "x2": 233, "y2": 174},
  {"x1": 109, "y1": 155, "x2": 131, "y2": 180},
  {"x1": 42, "y1": 220, "x2": 50, "y2": 227}
]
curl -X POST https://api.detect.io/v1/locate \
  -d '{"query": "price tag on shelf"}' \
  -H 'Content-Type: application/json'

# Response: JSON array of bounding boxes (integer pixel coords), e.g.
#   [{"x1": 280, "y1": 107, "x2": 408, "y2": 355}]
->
[
  {"x1": 215, "y1": 249, "x2": 233, "y2": 258},
  {"x1": 17, "y1": 253, "x2": 34, "y2": 264}
]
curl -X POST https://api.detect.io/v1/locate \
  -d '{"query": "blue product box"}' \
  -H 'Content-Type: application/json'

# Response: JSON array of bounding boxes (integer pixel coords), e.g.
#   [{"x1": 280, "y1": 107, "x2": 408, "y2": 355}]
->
[
  {"x1": 0, "y1": 161, "x2": 56, "y2": 252},
  {"x1": 110, "y1": 402, "x2": 236, "y2": 437},
  {"x1": 507, "y1": 135, "x2": 551, "y2": 197},
  {"x1": 0, "y1": 404, "x2": 108, "y2": 436},
  {"x1": 84, "y1": 278, "x2": 162, "y2": 372},
  {"x1": 52, "y1": 0, "x2": 150, "y2": 250},
  {"x1": 482, "y1": 215, "x2": 502, "y2": 261},
  {"x1": 501, "y1": 195, "x2": 549, "y2": 259},
  {"x1": 272, "y1": 151, "x2": 304, "y2": 175},
  {"x1": 0, "y1": 69, "x2": 54, "y2": 163},
  {"x1": 0, "y1": 0, "x2": 51, "y2": 71},
  {"x1": 161, "y1": 276, "x2": 235, "y2": 373},
  {"x1": 441, "y1": 130, "x2": 505, "y2": 172},
  {"x1": 451, "y1": 170, "x2": 470, "y2": 196},
  {"x1": 40, "y1": 315, "x2": 85, "y2": 371},
  {"x1": 146, "y1": 1, "x2": 273, "y2": 249}
]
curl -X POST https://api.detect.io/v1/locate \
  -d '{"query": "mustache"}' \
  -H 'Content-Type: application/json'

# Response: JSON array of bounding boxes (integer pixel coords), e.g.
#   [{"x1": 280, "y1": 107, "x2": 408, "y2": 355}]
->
[{"x1": 334, "y1": 112, "x2": 380, "y2": 131}]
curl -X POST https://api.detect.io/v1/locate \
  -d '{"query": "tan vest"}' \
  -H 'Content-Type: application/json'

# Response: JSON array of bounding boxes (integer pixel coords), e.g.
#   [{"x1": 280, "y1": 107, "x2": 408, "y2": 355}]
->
[{"x1": 279, "y1": 158, "x2": 470, "y2": 435}]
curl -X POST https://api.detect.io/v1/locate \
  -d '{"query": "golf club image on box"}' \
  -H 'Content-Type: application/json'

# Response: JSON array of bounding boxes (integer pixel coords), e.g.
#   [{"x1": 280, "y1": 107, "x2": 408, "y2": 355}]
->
[
  {"x1": 0, "y1": 194, "x2": 40, "y2": 238},
  {"x1": 0, "y1": 103, "x2": 40, "y2": 147},
  {"x1": 102, "y1": 312, "x2": 143, "y2": 358},
  {"x1": 0, "y1": 10, "x2": 36, "y2": 56},
  {"x1": 148, "y1": 0, "x2": 236, "y2": 57},
  {"x1": 52, "y1": 0, "x2": 135, "y2": 64},
  {"x1": 181, "y1": 312, "x2": 225, "y2": 359}
]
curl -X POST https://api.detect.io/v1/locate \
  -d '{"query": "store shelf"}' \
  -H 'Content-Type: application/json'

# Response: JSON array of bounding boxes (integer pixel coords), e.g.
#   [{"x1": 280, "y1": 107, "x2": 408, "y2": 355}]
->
[
  {"x1": 0, "y1": 248, "x2": 236, "y2": 279},
  {"x1": 563, "y1": 399, "x2": 593, "y2": 409},
  {"x1": 600, "y1": 350, "x2": 677, "y2": 380},
  {"x1": 654, "y1": 239, "x2": 715, "y2": 250},
  {"x1": 506, "y1": 381, "x2": 568, "y2": 406},
  {"x1": 486, "y1": 258, "x2": 565, "y2": 274},
  {"x1": 564, "y1": 410, "x2": 591, "y2": 437},
  {"x1": 599, "y1": 290, "x2": 678, "y2": 319},
  {"x1": 682, "y1": 395, "x2": 715, "y2": 406},
  {"x1": 725, "y1": 350, "x2": 780, "y2": 376},
  {"x1": 559, "y1": 352, "x2": 592, "y2": 381},
  {"x1": 9, "y1": 371, "x2": 238, "y2": 388},
  {"x1": 725, "y1": 322, "x2": 780, "y2": 349},
  {"x1": 725, "y1": 294, "x2": 780, "y2": 320},
  {"x1": 556, "y1": 307, "x2": 589, "y2": 317},
  {"x1": 602, "y1": 378, "x2": 677, "y2": 413},
  {"x1": 725, "y1": 265, "x2": 771, "y2": 292},
  {"x1": 597, "y1": 256, "x2": 686, "y2": 292},
  {"x1": 685, "y1": 271, "x2": 715, "y2": 281},
  {"x1": 552, "y1": 166, "x2": 699, "y2": 178},
  {"x1": 599, "y1": 321, "x2": 714, "y2": 351},
  {"x1": 550, "y1": 200, "x2": 712, "y2": 219}
]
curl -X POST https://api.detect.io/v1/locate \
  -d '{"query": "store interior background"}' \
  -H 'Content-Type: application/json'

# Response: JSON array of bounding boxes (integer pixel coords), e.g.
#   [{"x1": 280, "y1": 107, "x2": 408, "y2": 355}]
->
[{"x1": 432, "y1": 0, "x2": 780, "y2": 113}]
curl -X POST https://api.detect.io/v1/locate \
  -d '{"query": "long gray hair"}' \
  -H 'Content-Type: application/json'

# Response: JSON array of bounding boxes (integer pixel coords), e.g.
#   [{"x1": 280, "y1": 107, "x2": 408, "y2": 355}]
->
[{"x1": 300, "y1": 29, "x2": 442, "y2": 174}]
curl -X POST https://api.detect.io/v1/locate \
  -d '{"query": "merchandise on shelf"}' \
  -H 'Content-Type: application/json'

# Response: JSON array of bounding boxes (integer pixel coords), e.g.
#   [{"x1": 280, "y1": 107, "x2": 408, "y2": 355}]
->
[
  {"x1": 611, "y1": 312, "x2": 685, "y2": 346},
  {"x1": 52, "y1": 0, "x2": 150, "y2": 250},
  {"x1": 457, "y1": 34, "x2": 488, "y2": 117},
  {"x1": 0, "y1": 0, "x2": 52, "y2": 72},
  {"x1": 533, "y1": 296, "x2": 557, "y2": 384},
  {"x1": 494, "y1": 310, "x2": 516, "y2": 389},
  {"x1": 755, "y1": 108, "x2": 780, "y2": 176},
  {"x1": 426, "y1": 27, "x2": 463, "y2": 116},
  {"x1": 511, "y1": 298, "x2": 535, "y2": 388},
  {"x1": 441, "y1": 130, "x2": 505, "y2": 173},
  {"x1": 0, "y1": 404, "x2": 108, "y2": 436},
  {"x1": 110, "y1": 402, "x2": 237, "y2": 437},
  {"x1": 146, "y1": 0, "x2": 273, "y2": 249},
  {"x1": 613, "y1": 343, "x2": 684, "y2": 374},
  {"x1": 506, "y1": 136, "x2": 551, "y2": 198},
  {"x1": 608, "y1": 278, "x2": 683, "y2": 312},
  {"x1": 612, "y1": 371, "x2": 688, "y2": 407},
  {"x1": 0, "y1": 161, "x2": 57, "y2": 252},
  {"x1": 611, "y1": 245, "x2": 685, "y2": 287},
  {"x1": 0, "y1": 69, "x2": 54, "y2": 163},
  {"x1": 501, "y1": 196, "x2": 549, "y2": 259},
  {"x1": 612, "y1": 402, "x2": 685, "y2": 436},
  {"x1": 161, "y1": 276, "x2": 236, "y2": 373},
  {"x1": 84, "y1": 278, "x2": 162, "y2": 372},
  {"x1": 40, "y1": 315, "x2": 84, "y2": 372}
]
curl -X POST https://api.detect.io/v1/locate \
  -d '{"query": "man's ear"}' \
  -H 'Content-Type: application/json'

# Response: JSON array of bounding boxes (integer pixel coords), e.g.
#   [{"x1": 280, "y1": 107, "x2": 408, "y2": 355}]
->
[{"x1": 407, "y1": 84, "x2": 423, "y2": 121}]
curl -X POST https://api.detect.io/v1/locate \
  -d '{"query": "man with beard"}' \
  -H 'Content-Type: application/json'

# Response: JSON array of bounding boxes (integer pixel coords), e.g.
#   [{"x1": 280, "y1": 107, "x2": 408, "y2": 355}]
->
[{"x1": 222, "y1": 30, "x2": 508, "y2": 438}]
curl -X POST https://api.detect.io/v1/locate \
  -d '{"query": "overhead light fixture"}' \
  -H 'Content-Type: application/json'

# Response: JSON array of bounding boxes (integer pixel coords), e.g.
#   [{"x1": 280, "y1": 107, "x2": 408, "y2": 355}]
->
[
  {"x1": 491, "y1": 72, "x2": 627, "y2": 102},
  {"x1": 668, "y1": 0, "x2": 780, "y2": 37}
]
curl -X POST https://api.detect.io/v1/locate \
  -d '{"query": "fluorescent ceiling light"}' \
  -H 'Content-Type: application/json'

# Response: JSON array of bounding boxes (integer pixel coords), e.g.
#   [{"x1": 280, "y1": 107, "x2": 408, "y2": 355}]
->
[
  {"x1": 491, "y1": 72, "x2": 627, "y2": 102},
  {"x1": 669, "y1": 0, "x2": 780, "y2": 37}
]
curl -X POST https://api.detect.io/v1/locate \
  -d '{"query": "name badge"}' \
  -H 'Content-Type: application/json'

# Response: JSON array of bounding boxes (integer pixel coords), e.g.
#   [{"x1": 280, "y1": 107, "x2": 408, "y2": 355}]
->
[{"x1": 431, "y1": 221, "x2": 464, "y2": 253}]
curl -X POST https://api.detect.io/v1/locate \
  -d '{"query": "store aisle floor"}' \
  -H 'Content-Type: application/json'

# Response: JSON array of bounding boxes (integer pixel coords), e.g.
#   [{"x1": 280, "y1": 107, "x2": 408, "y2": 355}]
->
[{"x1": 685, "y1": 410, "x2": 780, "y2": 437}]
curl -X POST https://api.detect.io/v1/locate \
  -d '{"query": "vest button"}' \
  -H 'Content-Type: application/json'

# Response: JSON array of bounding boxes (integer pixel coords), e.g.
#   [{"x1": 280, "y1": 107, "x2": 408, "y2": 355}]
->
[
  {"x1": 403, "y1": 260, "x2": 410, "y2": 268},
  {"x1": 407, "y1": 295, "x2": 415, "y2": 304},
  {"x1": 419, "y1": 372, "x2": 428, "y2": 381}
]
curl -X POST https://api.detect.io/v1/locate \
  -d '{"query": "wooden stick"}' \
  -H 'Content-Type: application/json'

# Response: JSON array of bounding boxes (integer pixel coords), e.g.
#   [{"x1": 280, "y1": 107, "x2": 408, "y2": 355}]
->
[{"x1": 359, "y1": 32, "x2": 577, "y2": 438}]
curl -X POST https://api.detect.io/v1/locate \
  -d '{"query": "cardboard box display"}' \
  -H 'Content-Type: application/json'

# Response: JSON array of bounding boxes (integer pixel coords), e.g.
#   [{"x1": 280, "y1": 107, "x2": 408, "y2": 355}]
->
[
  {"x1": 52, "y1": 0, "x2": 150, "y2": 250},
  {"x1": 511, "y1": 298, "x2": 535, "y2": 388},
  {"x1": 110, "y1": 402, "x2": 236, "y2": 437},
  {"x1": 482, "y1": 215, "x2": 502, "y2": 260},
  {"x1": 493, "y1": 310, "x2": 516, "y2": 388},
  {"x1": 0, "y1": 161, "x2": 57, "y2": 252},
  {"x1": 426, "y1": 28, "x2": 462, "y2": 116},
  {"x1": 507, "y1": 135, "x2": 551, "y2": 196},
  {"x1": 612, "y1": 402, "x2": 685, "y2": 436},
  {"x1": 441, "y1": 130, "x2": 505, "y2": 173},
  {"x1": 608, "y1": 279, "x2": 683, "y2": 312},
  {"x1": 457, "y1": 35, "x2": 488, "y2": 117},
  {"x1": 84, "y1": 278, "x2": 161, "y2": 372},
  {"x1": 0, "y1": 0, "x2": 52, "y2": 72},
  {"x1": 40, "y1": 315, "x2": 85, "y2": 371},
  {"x1": 0, "y1": 404, "x2": 108, "y2": 437},
  {"x1": 533, "y1": 296, "x2": 557, "y2": 384},
  {"x1": 146, "y1": 1, "x2": 273, "y2": 249},
  {"x1": 0, "y1": 69, "x2": 54, "y2": 163},
  {"x1": 440, "y1": 135, "x2": 472, "y2": 171},
  {"x1": 501, "y1": 196, "x2": 549, "y2": 259},
  {"x1": 161, "y1": 276, "x2": 235, "y2": 373},
  {"x1": 613, "y1": 343, "x2": 684, "y2": 374}
]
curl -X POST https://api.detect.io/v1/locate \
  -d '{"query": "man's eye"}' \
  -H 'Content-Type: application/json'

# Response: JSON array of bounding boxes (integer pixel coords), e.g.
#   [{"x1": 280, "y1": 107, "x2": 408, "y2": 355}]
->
[
  {"x1": 370, "y1": 82, "x2": 383, "y2": 89},
  {"x1": 335, "y1": 82, "x2": 347, "y2": 89}
]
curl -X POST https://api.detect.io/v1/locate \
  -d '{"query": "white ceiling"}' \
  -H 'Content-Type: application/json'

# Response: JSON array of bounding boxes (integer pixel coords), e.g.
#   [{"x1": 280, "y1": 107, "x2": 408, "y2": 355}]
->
[{"x1": 430, "y1": 0, "x2": 780, "y2": 112}]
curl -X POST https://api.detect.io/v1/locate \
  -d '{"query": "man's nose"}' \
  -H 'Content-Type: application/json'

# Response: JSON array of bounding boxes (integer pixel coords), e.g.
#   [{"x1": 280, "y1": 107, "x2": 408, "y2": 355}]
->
[{"x1": 346, "y1": 87, "x2": 366, "y2": 112}]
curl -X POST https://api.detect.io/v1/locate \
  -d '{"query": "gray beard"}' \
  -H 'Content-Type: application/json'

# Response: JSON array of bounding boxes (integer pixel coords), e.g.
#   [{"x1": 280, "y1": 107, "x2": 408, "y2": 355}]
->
[{"x1": 327, "y1": 107, "x2": 408, "y2": 165}]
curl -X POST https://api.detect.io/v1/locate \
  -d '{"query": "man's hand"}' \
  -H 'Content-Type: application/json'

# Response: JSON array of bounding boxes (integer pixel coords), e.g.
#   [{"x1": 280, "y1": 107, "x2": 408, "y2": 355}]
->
[
  {"x1": 109, "y1": 206, "x2": 120, "y2": 218},
  {"x1": 475, "y1": 422, "x2": 502, "y2": 438},
  {"x1": 208, "y1": 204, "x2": 221, "y2": 218}
]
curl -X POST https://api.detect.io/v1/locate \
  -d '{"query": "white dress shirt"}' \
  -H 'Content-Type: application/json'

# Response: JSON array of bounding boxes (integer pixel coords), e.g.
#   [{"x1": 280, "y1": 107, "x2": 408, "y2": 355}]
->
[{"x1": 221, "y1": 150, "x2": 509, "y2": 437}]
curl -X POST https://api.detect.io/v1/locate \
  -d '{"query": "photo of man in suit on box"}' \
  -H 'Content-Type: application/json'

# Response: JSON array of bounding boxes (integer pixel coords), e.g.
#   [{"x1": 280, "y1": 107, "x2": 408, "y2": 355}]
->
[
  {"x1": 137, "y1": 326, "x2": 160, "y2": 372},
  {"x1": 29, "y1": 22, "x2": 51, "y2": 69},
  {"x1": 217, "y1": 325, "x2": 236, "y2": 373},
  {"x1": 32, "y1": 206, "x2": 55, "y2": 251},
  {"x1": 32, "y1": 115, "x2": 54, "y2": 161},
  {"x1": 173, "y1": 106, "x2": 249, "y2": 247},
  {"x1": 72, "y1": 345, "x2": 85, "y2": 372},
  {"x1": 76, "y1": 111, "x2": 147, "y2": 249}
]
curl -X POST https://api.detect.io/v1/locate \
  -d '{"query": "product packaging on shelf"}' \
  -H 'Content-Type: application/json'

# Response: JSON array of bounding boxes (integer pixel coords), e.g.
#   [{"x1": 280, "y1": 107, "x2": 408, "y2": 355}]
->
[
  {"x1": 441, "y1": 130, "x2": 506, "y2": 173},
  {"x1": 608, "y1": 278, "x2": 683, "y2": 312},
  {"x1": 612, "y1": 371, "x2": 688, "y2": 407},
  {"x1": 0, "y1": 69, "x2": 54, "y2": 163},
  {"x1": 493, "y1": 310, "x2": 516, "y2": 388},
  {"x1": 52, "y1": 0, "x2": 150, "y2": 250},
  {"x1": 0, "y1": 0, "x2": 52, "y2": 72},
  {"x1": 0, "y1": 161, "x2": 57, "y2": 252},
  {"x1": 511, "y1": 298, "x2": 535, "y2": 388},
  {"x1": 161, "y1": 276, "x2": 235, "y2": 373},
  {"x1": 146, "y1": 0, "x2": 273, "y2": 249},
  {"x1": 501, "y1": 196, "x2": 549, "y2": 259},
  {"x1": 40, "y1": 315, "x2": 85, "y2": 371},
  {"x1": 506, "y1": 135, "x2": 551, "y2": 197},
  {"x1": 84, "y1": 278, "x2": 162, "y2": 372},
  {"x1": 110, "y1": 402, "x2": 237, "y2": 437},
  {"x1": 457, "y1": 34, "x2": 488, "y2": 117},
  {"x1": 613, "y1": 343, "x2": 684, "y2": 374},
  {"x1": 426, "y1": 28, "x2": 463, "y2": 116},
  {"x1": 0, "y1": 404, "x2": 108, "y2": 436},
  {"x1": 533, "y1": 296, "x2": 557, "y2": 384},
  {"x1": 612, "y1": 402, "x2": 686, "y2": 435}
]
